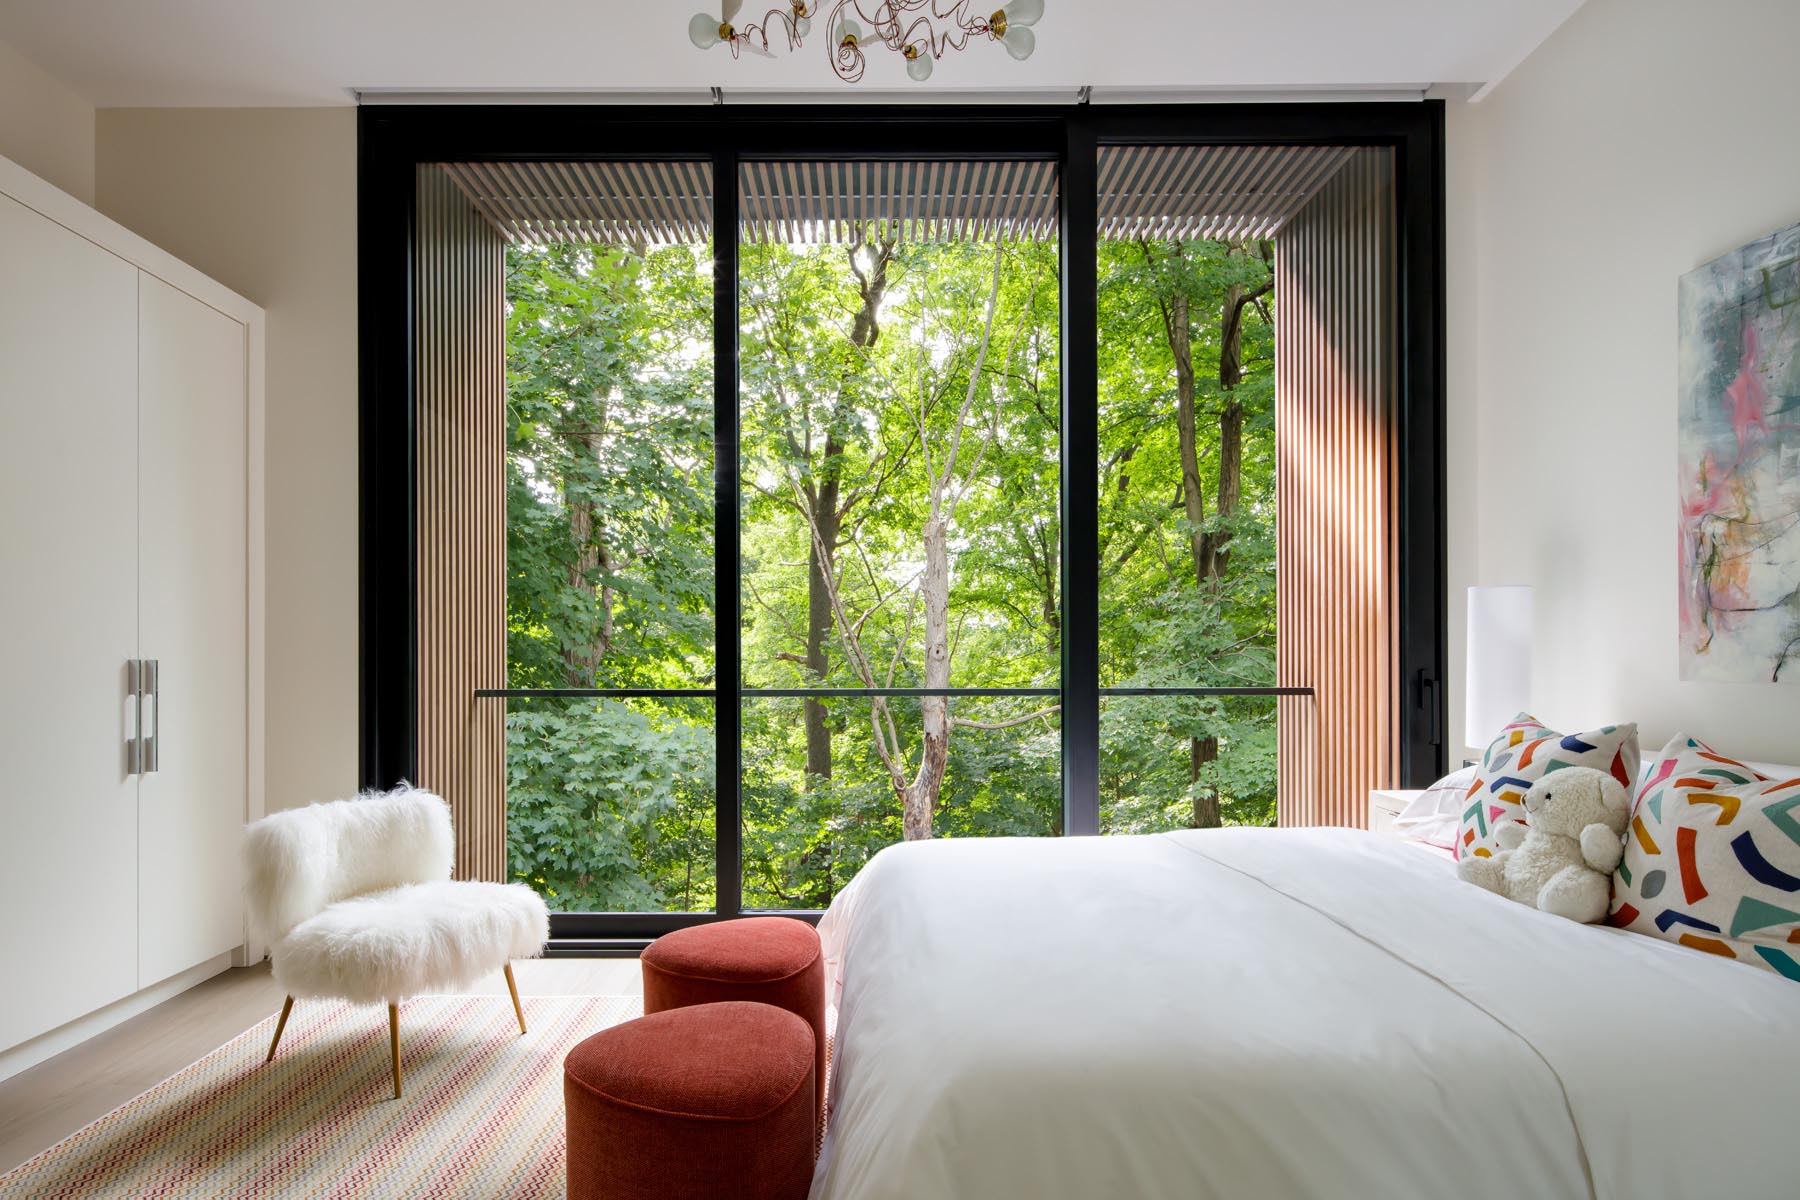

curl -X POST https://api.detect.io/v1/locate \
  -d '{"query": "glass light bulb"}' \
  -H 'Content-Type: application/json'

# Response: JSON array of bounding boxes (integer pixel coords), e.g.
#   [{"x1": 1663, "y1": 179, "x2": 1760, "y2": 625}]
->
[
  {"x1": 794, "y1": 13, "x2": 811, "y2": 37},
  {"x1": 1003, "y1": 0, "x2": 1043, "y2": 26},
  {"x1": 906, "y1": 51, "x2": 934, "y2": 81},
  {"x1": 839, "y1": 15, "x2": 862, "y2": 41},
  {"x1": 1001, "y1": 24, "x2": 1035, "y2": 60},
  {"x1": 688, "y1": 12, "x2": 722, "y2": 48}
]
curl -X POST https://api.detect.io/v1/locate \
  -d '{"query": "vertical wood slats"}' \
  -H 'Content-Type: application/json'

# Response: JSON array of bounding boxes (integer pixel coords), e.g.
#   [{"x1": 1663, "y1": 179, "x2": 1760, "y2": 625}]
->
[
  {"x1": 415, "y1": 166, "x2": 508, "y2": 881},
  {"x1": 440, "y1": 148, "x2": 1349, "y2": 248},
  {"x1": 1274, "y1": 149, "x2": 1397, "y2": 828},
  {"x1": 1095, "y1": 144, "x2": 1353, "y2": 241}
]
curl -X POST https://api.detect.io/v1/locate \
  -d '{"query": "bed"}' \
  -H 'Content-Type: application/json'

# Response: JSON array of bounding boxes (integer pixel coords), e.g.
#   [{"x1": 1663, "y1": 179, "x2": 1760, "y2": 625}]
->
[{"x1": 808, "y1": 826, "x2": 1800, "y2": 1200}]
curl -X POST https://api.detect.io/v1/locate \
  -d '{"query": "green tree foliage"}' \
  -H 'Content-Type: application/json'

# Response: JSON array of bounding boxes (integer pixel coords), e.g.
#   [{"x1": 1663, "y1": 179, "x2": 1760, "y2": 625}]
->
[
  {"x1": 502, "y1": 242, "x2": 718, "y2": 910},
  {"x1": 501, "y1": 227, "x2": 1279, "y2": 913},
  {"x1": 1096, "y1": 238, "x2": 1279, "y2": 832}
]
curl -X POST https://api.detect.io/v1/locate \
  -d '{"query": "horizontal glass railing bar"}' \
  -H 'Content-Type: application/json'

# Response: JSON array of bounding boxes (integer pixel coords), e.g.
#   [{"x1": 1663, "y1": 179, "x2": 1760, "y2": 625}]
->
[
  {"x1": 479, "y1": 685, "x2": 1312, "y2": 698},
  {"x1": 549, "y1": 911, "x2": 727, "y2": 940},
  {"x1": 542, "y1": 940, "x2": 658, "y2": 959},
  {"x1": 476, "y1": 687, "x2": 718, "y2": 699},
  {"x1": 478, "y1": 687, "x2": 1054, "y2": 698},
  {"x1": 743, "y1": 687, "x2": 1058, "y2": 698},
  {"x1": 1099, "y1": 686, "x2": 1314, "y2": 696}
]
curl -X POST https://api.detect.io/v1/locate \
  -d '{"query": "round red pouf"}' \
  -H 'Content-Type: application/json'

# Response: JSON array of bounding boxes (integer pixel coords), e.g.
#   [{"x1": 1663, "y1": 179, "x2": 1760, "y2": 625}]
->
[
  {"x1": 641, "y1": 918, "x2": 827, "y2": 1123},
  {"x1": 564, "y1": 1001, "x2": 815, "y2": 1200}
]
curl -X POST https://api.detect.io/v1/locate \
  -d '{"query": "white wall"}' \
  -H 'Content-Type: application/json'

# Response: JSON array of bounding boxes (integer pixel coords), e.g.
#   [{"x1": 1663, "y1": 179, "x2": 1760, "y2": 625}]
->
[
  {"x1": 1448, "y1": 0, "x2": 1800, "y2": 763},
  {"x1": 95, "y1": 109, "x2": 360, "y2": 814},
  {"x1": 0, "y1": 37, "x2": 93, "y2": 203}
]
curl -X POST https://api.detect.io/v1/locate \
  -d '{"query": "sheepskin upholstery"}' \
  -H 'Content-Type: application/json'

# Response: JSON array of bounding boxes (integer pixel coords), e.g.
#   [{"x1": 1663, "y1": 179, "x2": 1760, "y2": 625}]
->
[
  {"x1": 244, "y1": 786, "x2": 549, "y2": 1004},
  {"x1": 245, "y1": 785, "x2": 456, "y2": 944},
  {"x1": 275, "y1": 880, "x2": 549, "y2": 1004}
]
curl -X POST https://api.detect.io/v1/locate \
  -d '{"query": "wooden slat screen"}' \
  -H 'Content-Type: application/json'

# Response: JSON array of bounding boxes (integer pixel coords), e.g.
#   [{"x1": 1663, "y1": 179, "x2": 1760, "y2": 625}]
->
[
  {"x1": 439, "y1": 148, "x2": 1351, "y2": 247},
  {"x1": 739, "y1": 158, "x2": 1060, "y2": 244},
  {"x1": 1096, "y1": 144, "x2": 1354, "y2": 242},
  {"x1": 1274, "y1": 149, "x2": 1398, "y2": 827},
  {"x1": 416, "y1": 166, "x2": 508, "y2": 881}
]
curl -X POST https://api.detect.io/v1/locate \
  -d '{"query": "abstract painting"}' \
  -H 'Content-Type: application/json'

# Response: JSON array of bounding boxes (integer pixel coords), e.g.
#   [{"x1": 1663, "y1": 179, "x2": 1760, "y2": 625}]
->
[{"x1": 1679, "y1": 220, "x2": 1800, "y2": 682}]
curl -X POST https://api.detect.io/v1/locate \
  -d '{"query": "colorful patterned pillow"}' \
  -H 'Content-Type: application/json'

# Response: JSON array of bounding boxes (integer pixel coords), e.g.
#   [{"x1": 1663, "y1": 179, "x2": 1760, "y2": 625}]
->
[
  {"x1": 1456, "y1": 714, "x2": 1640, "y2": 860},
  {"x1": 1611, "y1": 735, "x2": 1800, "y2": 982}
]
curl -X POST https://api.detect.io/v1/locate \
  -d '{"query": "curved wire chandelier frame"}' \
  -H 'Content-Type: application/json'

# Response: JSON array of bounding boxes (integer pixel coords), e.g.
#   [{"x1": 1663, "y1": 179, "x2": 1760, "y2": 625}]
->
[{"x1": 688, "y1": 0, "x2": 1043, "y2": 84}]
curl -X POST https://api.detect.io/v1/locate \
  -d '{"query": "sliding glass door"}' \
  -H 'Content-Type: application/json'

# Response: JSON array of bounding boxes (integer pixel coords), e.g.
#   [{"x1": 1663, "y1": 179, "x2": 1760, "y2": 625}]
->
[{"x1": 370, "y1": 106, "x2": 1446, "y2": 943}]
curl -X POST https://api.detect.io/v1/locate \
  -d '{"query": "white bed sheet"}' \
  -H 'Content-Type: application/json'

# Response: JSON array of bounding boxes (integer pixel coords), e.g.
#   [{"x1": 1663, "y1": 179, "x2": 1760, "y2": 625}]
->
[{"x1": 810, "y1": 828, "x2": 1800, "y2": 1200}]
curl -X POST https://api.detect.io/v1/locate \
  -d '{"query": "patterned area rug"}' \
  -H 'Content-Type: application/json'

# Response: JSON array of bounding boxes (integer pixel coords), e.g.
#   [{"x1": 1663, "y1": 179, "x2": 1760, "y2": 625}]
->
[{"x1": 0, "y1": 994, "x2": 641, "y2": 1199}]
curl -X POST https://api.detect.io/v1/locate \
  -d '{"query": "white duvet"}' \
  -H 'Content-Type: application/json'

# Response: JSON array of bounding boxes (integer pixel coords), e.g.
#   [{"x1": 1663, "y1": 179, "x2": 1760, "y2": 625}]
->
[{"x1": 809, "y1": 828, "x2": 1800, "y2": 1200}]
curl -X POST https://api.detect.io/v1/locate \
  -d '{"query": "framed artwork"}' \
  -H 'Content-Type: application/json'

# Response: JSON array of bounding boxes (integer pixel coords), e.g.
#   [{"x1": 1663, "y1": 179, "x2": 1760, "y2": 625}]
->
[{"x1": 1678, "y1": 220, "x2": 1800, "y2": 682}]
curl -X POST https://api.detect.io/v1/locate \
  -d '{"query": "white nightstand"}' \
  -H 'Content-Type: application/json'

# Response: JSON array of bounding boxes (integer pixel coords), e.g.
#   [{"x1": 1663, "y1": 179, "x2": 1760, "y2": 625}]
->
[{"x1": 1368, "y1": 789, "x2": 1425, "y2": 834}]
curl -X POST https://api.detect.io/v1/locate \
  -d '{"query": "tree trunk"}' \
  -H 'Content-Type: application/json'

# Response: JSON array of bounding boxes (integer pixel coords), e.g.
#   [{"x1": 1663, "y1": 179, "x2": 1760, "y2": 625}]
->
[
  {"x1": 801, "y1": 242, "x2": 888, "y2": 785},
  {"x1": 902, "y1": 514, "x2": 952, "y2": 840},
  {"x1": 894, "y1": 243, "x2": 1005, "y2": 838},
  {"x1": 1163, "y1": 287, "x2": 1221, "y2": 821},
  {"x1": 1191, "y1": 735, "x2": 1221, "y2": 827},
  {"x1": 1206, "y1": 275, "x2": 1251, "y2": 580},
  {"x1": 803, "y1": 480, "x2": 840, "y2": 782},
  {"x1": 1154, "y1": 244, "x2": 1270, "y2": 829},
  {"x1": 1210, "y1": 399, "x2": 1242, "y2": 579},
  {"x1": 1169, "y1": 292, "x2": 1210, "y2": 594},
  {"x1": 563, "y1": 422, "x2": 614, "y2": 688}
]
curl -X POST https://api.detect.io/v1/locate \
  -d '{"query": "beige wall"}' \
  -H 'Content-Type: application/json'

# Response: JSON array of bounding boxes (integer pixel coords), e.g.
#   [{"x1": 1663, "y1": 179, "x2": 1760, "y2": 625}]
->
[
  {"x1": 96, "y1": 108, "x2": 360, "y2": 813},
  {"x1": 0, "y1": 37, "x2": 93, "y2": 203},
  {"x1": 1447, "y1": 0, "x2": 1800, "y2": 763}
]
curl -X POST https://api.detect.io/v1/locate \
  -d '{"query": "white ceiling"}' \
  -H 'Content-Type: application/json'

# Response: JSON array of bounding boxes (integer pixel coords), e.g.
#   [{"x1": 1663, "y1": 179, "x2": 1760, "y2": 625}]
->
[{"x1": 0, "y1": 0, "x2": 1584, "y2": 107}]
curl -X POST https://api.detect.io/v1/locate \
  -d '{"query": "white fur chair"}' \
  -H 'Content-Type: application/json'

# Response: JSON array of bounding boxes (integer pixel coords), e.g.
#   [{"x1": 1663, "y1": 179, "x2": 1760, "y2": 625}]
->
[{"x1": 243, "y1": 785, "x2": 550, "y2": 1098}]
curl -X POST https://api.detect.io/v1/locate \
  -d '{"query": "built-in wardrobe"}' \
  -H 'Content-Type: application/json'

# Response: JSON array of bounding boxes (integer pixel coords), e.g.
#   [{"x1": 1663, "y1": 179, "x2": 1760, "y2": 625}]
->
[{"x1": 0, "y1": 154, "x2": 263, "y2": 1064}]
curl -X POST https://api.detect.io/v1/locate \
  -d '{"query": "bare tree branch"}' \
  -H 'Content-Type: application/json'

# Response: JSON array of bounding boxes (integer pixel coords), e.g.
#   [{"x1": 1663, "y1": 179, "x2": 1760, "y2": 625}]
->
[
  {"x1": 743, "y1": 574, "x2": 807, "y2": 650},
  {"x1": 884, "y1": 591, "x2": 920, "y2": 688},
  {"x1": 957, "y1": 269, "x2": 1035, "y2": 508},
  {"x1": 935, "y1": 242, "x2": 1006, "y2": 516},
  {"x1": 953, "y1": 705, "x2": 1063, "y2": 732}
]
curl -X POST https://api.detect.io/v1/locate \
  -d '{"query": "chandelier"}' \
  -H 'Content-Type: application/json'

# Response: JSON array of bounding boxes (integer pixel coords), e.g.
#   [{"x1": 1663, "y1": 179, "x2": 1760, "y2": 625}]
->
[{"x1": 687, "y1": 0, "x2": 1044, "y2": 84}]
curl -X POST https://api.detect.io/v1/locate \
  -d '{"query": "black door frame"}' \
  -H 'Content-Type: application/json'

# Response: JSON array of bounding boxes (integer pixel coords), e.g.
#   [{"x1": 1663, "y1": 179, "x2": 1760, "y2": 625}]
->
[{"x1": 359, "y1": 101, "x2": 1446, "y2": 951}]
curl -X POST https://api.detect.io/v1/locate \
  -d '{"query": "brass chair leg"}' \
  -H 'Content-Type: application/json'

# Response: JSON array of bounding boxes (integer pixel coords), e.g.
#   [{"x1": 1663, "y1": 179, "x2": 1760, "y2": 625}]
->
[
  {"x1": 388, "y1": 1004, "x2": 402, "y2": 1099},
  {"x1": 265, "y1": 995, "x2": 294, "y2": 1063},
  {"x1": 503, "y1": 963, "x2": 527, "y2": 1035}
]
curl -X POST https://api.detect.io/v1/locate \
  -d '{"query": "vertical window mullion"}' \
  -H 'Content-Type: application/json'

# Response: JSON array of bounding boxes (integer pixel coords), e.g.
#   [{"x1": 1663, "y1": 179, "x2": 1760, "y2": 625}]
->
[
  {"x1": 713, "y1": 146, "x2": 744, "y2": 915},
  {"x1": 1061, "y1": 118, "x2": 1101, "y2": 836}
]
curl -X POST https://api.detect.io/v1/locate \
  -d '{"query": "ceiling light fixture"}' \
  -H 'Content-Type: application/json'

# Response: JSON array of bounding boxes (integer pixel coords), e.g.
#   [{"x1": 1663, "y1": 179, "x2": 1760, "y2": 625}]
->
[{"x1": 688, "y1": 0, "x2": 1042, "y2": 84}]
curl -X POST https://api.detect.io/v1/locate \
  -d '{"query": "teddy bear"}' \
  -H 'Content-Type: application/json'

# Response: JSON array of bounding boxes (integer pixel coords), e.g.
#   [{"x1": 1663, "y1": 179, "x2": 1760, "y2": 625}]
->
[{"x1": 1455, "y1": 766, "x2": 1630, "y2": 923}]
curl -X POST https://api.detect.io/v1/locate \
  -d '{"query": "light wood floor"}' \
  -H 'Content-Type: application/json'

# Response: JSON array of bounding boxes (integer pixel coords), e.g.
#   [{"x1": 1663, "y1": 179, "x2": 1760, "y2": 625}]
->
[{"x1": 0, "y1": 958, "x2": 643, "y2": 1175}]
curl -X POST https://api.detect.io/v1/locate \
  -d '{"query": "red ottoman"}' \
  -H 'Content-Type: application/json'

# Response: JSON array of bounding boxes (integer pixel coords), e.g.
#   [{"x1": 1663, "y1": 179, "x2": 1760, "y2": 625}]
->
[
  {"x1": 564, "y1": 1001, "x2": 815, "y2": 1200},
  {"x1": 641, "y1": 918, "x2": 827, "y2": 1121}
]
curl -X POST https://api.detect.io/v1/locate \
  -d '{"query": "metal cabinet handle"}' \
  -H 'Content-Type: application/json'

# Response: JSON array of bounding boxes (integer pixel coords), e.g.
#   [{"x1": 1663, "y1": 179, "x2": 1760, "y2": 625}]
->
[
  {"x1": 144, "y1": 659, "x2": 159, "y2": 773},
  {"x1": 126, "y1": 659, "x2": 143, "y2": 775}
]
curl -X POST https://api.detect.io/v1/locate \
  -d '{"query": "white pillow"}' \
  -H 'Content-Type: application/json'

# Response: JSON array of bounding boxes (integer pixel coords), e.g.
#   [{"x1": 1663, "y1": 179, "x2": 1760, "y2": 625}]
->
[
  {"x1": 1392, "y1": 765, "x2": 1477, "y2": 850},
  {"x1": 1632, "y1": 749, "x2": 1799, "y2": 799}
]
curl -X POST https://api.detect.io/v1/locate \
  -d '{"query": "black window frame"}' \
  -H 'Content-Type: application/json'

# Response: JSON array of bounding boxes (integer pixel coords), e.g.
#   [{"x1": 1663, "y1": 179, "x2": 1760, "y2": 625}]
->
[{"x1": 359, "y1": 101, "x2": 1447, "y2": 952}]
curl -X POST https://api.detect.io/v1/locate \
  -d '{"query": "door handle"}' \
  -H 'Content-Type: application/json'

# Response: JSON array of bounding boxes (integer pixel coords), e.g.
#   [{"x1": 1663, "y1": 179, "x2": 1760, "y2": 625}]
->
[
  {"x1": 126, "y1": 659, "x2": 143, "y2": 775},
  {"x1": 144, "y1": 659, "x2": 160, "y2": 773}
]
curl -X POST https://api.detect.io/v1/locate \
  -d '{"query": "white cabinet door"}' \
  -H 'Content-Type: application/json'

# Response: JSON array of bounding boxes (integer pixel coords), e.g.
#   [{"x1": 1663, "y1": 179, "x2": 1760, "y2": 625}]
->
[
  {"x1": 0, "y1": 194, "x2": 142, "y2": 1048},
  {"x1": 136, "y1": 273, "x2": 248, "y2": 986}
]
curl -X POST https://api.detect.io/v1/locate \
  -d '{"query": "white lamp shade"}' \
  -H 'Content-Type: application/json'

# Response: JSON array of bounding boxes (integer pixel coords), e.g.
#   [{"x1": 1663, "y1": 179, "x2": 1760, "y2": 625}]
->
[
  {"x1": 1004, "y1": 0, "x2": 1044, "y2": 26},
  {"x1": 1000, "y1": 24, "x2": 1036, "y2": 59},
  {"x1": 1465, "y1": 585, "x2": 1532, "y2": 751},
  {"x1": 688, "y1": 12, "x2": 722, "y2": 48}
]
